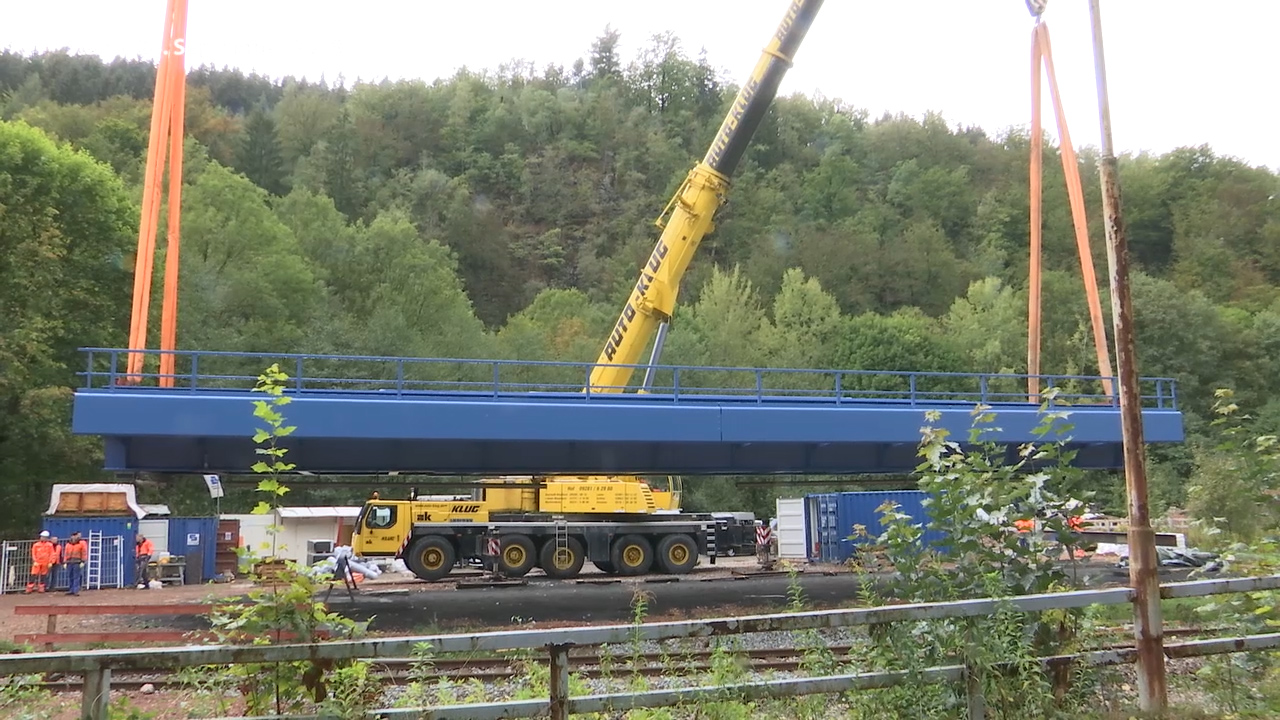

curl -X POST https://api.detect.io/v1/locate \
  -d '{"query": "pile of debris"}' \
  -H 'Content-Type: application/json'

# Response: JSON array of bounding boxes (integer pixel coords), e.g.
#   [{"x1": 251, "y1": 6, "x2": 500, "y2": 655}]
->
[{"x1": 1116, "y1": 546, "x2": 1224, "y2": 572}]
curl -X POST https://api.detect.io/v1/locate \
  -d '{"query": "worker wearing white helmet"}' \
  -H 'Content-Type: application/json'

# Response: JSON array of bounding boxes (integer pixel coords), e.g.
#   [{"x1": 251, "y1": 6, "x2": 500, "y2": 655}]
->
[{"x1": 26, "y1": 531, "x2": 57, "y2": 593}]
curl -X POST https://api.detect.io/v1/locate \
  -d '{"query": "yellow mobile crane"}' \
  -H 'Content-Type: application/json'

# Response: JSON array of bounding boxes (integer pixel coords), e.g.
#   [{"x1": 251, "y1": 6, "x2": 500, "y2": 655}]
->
[{"x1": 352, "y1": 0, "x2": 824, "y2": 582}]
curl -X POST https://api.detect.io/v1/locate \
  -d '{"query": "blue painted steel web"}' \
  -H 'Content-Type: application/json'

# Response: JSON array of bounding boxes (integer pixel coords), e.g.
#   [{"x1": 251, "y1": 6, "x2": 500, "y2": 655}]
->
[{"x1": 71, "y1": 348, "x2": 1185, "y2": 475}]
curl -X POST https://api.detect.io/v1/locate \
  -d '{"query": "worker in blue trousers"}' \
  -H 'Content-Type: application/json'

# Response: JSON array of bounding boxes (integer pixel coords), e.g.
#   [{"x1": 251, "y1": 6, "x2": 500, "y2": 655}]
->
[{"x1": 62, "y1": 531, "x2": 88, "y2": 595}]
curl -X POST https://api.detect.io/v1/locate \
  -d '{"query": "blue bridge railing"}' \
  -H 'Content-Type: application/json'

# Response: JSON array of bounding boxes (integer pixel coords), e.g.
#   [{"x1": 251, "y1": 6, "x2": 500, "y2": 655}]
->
[{"x1": 77, "y1": 348, "x2": 1180, "y2": 410}]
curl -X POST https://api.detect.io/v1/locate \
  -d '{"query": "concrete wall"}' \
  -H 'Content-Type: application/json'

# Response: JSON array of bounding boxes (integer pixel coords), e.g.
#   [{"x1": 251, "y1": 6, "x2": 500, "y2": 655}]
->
[
  {"x1": 221, "y1": 513, "x2": 341, "y2": 566},
  {"x1": 276, "y1": 519, "x2": 340, "y2": 563},
  {"x1": 222, "y1": 514, "x2": 275, "y2": 566}
]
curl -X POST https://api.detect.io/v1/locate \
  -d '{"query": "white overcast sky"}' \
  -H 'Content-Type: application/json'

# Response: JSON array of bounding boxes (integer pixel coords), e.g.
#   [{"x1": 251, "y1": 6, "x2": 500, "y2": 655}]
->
[{"x1": 4, "y1": 1, "x2": 1276, "y2": 172}]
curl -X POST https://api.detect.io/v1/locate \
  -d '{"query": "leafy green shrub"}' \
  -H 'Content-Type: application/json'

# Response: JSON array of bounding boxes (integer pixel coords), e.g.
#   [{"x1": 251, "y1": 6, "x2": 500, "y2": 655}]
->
[
  {"x1": 846, "y1": 400, "x2": 1096, "y2": 718},
  {"x1": 190, "y1": 364, "x2": 377, "y2": 716}
]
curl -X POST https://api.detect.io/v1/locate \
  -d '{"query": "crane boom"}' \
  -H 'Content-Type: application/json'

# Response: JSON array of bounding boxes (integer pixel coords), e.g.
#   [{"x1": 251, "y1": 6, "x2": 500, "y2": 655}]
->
[
  {"x1": 588, "y1": 0, "x2": 824, "y2": 393},
  {"x1": 359, "y1": 0, "x2": 827, "y2": 577}
]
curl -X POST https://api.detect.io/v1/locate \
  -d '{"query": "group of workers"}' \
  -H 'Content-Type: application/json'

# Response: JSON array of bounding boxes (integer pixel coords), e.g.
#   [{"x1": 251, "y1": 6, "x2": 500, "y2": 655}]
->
[{"x1": 25, "y1": 531, "x2": 155, "y2": 594}]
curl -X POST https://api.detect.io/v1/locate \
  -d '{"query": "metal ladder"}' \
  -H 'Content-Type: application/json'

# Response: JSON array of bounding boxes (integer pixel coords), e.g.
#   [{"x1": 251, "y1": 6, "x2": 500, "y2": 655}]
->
[
  {"x1": 705, "y1": 520, "x2": 718, "y2": 564},
  {"x1": 86, "y1": 531, "x2": 103, "y2": 590},
  {"x1": 553, "y1": 516, "x2": 569, "y2": 566}
]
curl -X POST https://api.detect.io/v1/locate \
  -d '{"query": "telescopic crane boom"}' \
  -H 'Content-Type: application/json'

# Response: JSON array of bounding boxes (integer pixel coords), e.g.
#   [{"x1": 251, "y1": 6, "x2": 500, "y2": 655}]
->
[
  {"x1": 589, "y1": 0, "x2": 824, "y2": 393},
  {"x1": 356, "y1": 0, "x2": 826, "y2": 583}
]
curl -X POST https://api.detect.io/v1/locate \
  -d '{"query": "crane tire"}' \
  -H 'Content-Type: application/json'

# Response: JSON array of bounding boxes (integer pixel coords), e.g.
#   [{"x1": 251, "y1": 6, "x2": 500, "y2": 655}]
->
[
  {"x1": 656, "y1": 534, "x2": 698, "y2": 574},
  {"x1": 498, "y1": 535, "x2": 537, "y2": 577},
  {"x1": 539, "y1": 537, "x2": 585, "y2": 579},
  {"x1": 406, "y1": 536, "x2": 456, "y2": 582},
  {"x1": 611, "y1": 534, "x2": 654, "y2": 576}
]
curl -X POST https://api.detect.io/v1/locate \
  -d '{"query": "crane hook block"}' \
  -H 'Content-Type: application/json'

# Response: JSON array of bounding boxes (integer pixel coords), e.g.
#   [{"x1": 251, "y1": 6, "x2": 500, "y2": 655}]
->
[{"x1": 1025, "y1": 0, "x2": 1048, "y2": 18}]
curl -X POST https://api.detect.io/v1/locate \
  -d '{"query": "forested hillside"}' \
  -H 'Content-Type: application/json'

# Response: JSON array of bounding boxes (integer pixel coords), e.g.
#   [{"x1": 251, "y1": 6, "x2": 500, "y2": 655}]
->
[{"x1": 2, "y1": 33, "x2": 1279, "y2": 532}]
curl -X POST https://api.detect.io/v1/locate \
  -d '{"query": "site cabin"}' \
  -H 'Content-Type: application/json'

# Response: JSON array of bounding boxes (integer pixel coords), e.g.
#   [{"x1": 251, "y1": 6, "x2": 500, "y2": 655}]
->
[{"x1": 353, "y1": 479, "x2": 721, "y2": 581}]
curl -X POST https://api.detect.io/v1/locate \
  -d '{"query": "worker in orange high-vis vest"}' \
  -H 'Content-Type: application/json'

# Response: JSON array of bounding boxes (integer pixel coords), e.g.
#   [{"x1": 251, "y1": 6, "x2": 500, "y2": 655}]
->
[
  {"x1": 135, "y1": 534, "x2": 155, "y2": 589},
  {"x1": 26, "y1": 531, "x2": 58, "y2": 593},
  {"x1": 63, "y1": 531, "x2": 89, "y2": 595}
]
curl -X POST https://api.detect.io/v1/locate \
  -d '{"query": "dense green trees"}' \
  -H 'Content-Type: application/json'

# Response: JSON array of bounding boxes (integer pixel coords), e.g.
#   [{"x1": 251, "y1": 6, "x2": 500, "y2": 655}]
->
[
  {"x1": 0, "y1": 120, "x2": 135, "y2": 532},
  {"x1": 1, "y1": 33, "x2": 1278, "y2": 528}
]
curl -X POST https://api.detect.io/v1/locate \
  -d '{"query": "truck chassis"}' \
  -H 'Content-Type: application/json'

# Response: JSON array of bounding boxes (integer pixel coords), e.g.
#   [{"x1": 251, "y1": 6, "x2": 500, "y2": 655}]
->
[{"x1": 396, "y1": 515, "x2": 720, "y2": 581}]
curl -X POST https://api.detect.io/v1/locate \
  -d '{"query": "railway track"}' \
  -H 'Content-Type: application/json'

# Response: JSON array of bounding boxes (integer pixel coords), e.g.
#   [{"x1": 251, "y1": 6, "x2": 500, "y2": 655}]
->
[
  {"x1": 31, "y1": 627, "x2": 1219, "y2": 693},
  {"x1": 33, "y1": 645, "x2": 855, "y2": 692}
]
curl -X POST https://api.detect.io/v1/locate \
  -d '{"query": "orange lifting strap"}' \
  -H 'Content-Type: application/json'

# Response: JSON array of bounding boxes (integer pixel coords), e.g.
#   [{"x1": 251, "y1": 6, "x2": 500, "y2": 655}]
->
[
  {"x1": 126, "y1": 0, "x2": 188, "y2": 387},
  {"x1": 1027, "y1": 10, "x2": 1115, "y2": 402}
]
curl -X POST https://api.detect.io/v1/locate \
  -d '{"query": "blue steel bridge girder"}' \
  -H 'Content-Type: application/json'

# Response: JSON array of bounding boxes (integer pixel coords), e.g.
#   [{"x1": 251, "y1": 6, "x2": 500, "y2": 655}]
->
[{"x1": 72, "y1": 349, "x2": 1185, "y2": 476}]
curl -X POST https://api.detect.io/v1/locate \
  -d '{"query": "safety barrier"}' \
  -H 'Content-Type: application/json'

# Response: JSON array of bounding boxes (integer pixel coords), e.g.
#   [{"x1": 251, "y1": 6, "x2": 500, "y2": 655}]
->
[
  {"x1": 0, "y1": 536, "x2": 125, "y2": 595},
  {"x1": 2, "y1": 574, "x2": 1277, "y2": 719},
  {"x1": 77, "y1": 347, "x2": 1179, "y2": 409}
]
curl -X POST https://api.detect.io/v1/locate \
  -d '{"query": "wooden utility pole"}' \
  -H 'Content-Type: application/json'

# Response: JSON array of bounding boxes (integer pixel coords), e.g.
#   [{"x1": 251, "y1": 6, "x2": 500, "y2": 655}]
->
[{"x1": 1087, "y1": 0, "x2": 1167, "y2": 710}]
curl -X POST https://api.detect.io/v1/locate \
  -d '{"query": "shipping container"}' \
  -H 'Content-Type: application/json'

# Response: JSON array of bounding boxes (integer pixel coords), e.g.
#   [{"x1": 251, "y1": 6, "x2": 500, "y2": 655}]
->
[
  {"x1": 216, "y1": 519, "x2": 241, "y2": 577},
  {"x1": 166, "y1": 517, "x2": 218, "y2": 584},
  {"x1": 138, "y1": 518, "x2": 170, "y2": 555},
  {"x1": 805, "y1": 491, "x2": 946, "y2": 564},
  {"x1": 41, "y1": 515, "x2": 139, "y2": 586},
  {"x1": 775, "y1": 498, "x2": 807, "y2": 559}
]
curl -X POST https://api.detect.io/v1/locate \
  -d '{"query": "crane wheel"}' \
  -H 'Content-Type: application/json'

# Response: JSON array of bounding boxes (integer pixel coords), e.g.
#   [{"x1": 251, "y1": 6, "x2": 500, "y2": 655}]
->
[
  {"x1": 406, "y1": 536, "x2": 456, "y2": 582},
  {"x1": 539, "y1": 537, "x2": 585, "y2": 580},
  {"x1": 611, "y1": 534, "x2": 653, "y2": 576},
  {"x1": 498, "y1": 535, "x2": 537, "y2": 578},
  {"x1": 656, "y1": 534, "x2": 698, "y2": 574}
]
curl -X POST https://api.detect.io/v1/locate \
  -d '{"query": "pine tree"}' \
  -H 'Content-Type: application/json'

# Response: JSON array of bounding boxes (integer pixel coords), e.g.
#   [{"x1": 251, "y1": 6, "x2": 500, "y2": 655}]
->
[
  {"x1": 588, "y1": 26, "x2": 622, "y2": 82},
  {"x1": 234, "y1": 104, "x2": 287, "y2": 196}
]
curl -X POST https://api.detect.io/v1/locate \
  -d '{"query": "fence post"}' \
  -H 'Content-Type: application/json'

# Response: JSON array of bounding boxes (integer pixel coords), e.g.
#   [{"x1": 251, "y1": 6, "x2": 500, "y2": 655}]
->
[
  {"x1": 548, "y1": 643, "x2": 570, "y2": 720},
  {"x1": 965, "y1": 664, "x2": 986, "y2": 720},
  {"x1": 81, "y1": 666, "x2": 111, "y2": 720},
  {"x1": 45, "y1": 613, "x2": 57, "y2": 652}
]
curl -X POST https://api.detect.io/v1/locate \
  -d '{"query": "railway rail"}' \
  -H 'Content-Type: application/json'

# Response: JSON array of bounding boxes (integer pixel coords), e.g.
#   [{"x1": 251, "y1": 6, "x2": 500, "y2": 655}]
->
[{"x1": 28, "y1": 625, "x2": 1220, "y2": 694}]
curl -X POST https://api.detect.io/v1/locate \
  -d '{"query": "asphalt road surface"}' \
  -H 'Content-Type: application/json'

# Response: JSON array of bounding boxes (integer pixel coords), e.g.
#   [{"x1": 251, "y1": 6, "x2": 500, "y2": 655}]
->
[{"x1": 324, "y1": 563, "x2": 1173, "y2": 632}]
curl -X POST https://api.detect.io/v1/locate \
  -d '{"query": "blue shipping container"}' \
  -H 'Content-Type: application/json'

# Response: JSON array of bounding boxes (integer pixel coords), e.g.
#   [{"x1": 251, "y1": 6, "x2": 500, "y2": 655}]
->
[
  {"x1": 41, "y1": 515, "x2": 139, "y2": 587},
  {"x1": 166, "y1": 517, "x2": 217, "y2": 583},
  {"x1": 805, "y1": 491, "x2": 947, "y2": 564}
]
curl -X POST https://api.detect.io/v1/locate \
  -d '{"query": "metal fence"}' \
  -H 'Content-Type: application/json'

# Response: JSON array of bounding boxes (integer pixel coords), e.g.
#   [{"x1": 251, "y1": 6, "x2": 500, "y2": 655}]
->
[
  {"x1": 2, "y1": 574, "x2": 1279, "y2": 719},
  {"x1": 0, "y1": 535, "x2": 125, "y2": 594}
]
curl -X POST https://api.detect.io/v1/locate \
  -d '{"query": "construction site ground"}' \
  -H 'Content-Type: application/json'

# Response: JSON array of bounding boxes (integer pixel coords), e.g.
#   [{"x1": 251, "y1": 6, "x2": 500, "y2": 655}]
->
[
  {"x1": 0, "y1": 553, "x2": 1163, "y2": 640},
  {"x1": 2, "y1": 553, "x2": 1204, "y2": 720}
]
